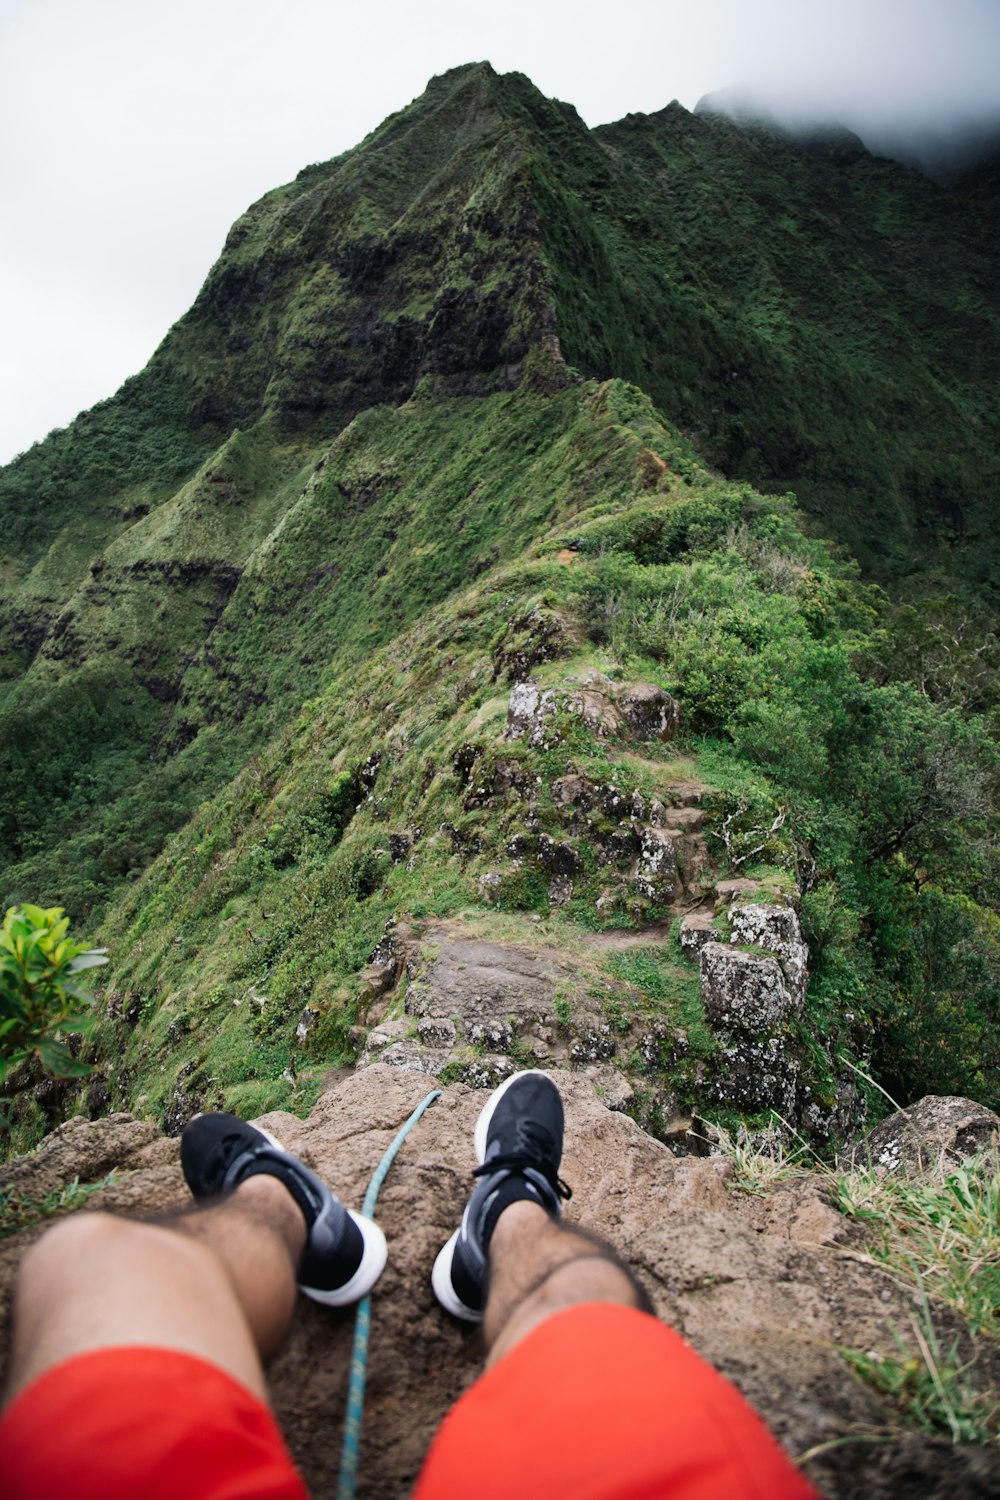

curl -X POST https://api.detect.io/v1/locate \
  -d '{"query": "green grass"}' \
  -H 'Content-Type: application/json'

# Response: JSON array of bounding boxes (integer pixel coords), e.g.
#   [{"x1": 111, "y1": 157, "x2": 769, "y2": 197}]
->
[
  {"x1": 831, "y1": 1148, "x2": 1000, "y2": 1341},
  {"x1": 1, "y1": 63, "x2": 998, "y2": 1154},
  {"x1": 841, "y1": 1299, "x2": 998, "y2": 1446},
  {"x1": 0, "y1": 1171, "x2": 121, "y2": 1236},
  {"x1": 710, "y1": 1125, "x2": 999, "y2": 1444}
]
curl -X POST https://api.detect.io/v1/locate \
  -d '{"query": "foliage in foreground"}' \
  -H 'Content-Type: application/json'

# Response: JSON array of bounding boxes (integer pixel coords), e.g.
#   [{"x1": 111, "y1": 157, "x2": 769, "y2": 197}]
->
[{"x1": 0, "y1": 905, "x2": 107, "y2": 1084}]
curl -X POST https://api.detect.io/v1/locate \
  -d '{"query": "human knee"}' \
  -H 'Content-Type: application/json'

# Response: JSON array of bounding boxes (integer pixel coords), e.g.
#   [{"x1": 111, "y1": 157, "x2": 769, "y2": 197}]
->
[
  {"x1": 16, "y1": 1213, "x2": 135, "y2": 1304},
  {"x1": 17, "y1": 1212, "x2": 212, "y2": 1303}
]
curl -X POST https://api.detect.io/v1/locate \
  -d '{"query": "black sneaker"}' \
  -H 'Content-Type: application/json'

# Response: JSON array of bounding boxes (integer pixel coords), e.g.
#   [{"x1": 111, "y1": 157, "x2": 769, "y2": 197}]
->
[
  {"x1": 432, "y1": 1070, "x2": 571, "y2": 1321},
  {"x1": 181, "y1": 1112, "x2": 387, "y2": 1307}
]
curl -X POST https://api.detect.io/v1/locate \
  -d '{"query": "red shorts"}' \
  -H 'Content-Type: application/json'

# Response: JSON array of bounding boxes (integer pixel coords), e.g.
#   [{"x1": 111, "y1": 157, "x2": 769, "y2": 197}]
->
[
  {"x1": 0, "y1": 1306, "x2": 817, "y2": 1500},
  {"x1": 0, "y1": 1347, "x2": 308, "y2": 1500},
  {"x1": 416, "y1": 1304, "x2": 818, "y2": 1500}
]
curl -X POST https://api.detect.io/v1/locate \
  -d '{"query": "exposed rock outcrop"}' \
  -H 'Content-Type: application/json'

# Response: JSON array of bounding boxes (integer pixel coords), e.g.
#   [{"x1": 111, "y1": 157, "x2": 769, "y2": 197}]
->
[
  {"x1": 1, "y1": 1071, "x2": 997, "y2": 1499},
  {"x1": 850, "y1": 1095, "x2": 1000, "y2": 1175},
  {"x1": 504, "y1": 669, "x2": 680, "y2": 746}
]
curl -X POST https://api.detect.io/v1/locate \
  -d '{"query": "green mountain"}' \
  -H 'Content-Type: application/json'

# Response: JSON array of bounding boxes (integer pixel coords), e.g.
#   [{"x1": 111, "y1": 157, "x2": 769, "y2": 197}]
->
[{"x1": 1, "y1": 64, "x2": 997, "y2": 1154}]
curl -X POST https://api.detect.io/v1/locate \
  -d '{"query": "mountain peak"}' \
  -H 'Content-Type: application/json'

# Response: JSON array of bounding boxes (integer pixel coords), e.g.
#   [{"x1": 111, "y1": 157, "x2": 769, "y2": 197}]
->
[{"x1": 695, "y1": 86, "x2": 869, "y2": 162}]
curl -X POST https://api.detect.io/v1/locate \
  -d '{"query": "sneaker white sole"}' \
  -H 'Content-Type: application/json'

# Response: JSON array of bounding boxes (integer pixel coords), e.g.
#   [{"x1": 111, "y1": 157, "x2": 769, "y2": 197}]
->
[
  {"x1": 302, "y1": 1211, "x2": 388, "y2": 1307},
  {"x1": 472, "y1": 1069, "x2": 555, "y2": 1164},
  {"x1": 431, "y1": 1228, "x2": 483, "y2": 1322},
  {"x1": 431, "y1": 1071, "x2": 557, "y2": 1322}
]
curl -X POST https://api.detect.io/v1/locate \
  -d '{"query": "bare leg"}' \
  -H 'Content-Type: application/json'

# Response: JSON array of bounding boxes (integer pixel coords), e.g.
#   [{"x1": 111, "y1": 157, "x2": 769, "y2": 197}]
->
[
  {"x1": 4, "y1": 1174, "x2": 305, "y2": 1408},
  {"x1": 483, "y1": 1199, "x2": 650, "y2": 1367}
]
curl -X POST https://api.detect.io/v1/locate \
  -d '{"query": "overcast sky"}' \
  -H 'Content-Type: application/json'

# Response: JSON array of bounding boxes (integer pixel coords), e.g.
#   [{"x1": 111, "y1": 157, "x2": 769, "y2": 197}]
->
[{"x1": 2, "y1": 0, "x2": 999, "y2": 465}]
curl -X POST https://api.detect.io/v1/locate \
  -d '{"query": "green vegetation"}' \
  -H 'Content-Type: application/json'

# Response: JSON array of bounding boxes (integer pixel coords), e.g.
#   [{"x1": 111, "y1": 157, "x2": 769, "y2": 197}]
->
[
  {"x1": 0, "y1": 65, "x2": 997, "y2": 1155},
  {"x1": 832, "y1": 1147, "x2": 1000, "y2": 1343},
  {"x1": 0, "y1": 1171, "x2": 120, "y2": 1238},
  {"x1": 841, "y1": 1312, "x2": 997, "y2": 1446},
  {"x1": 836, "y1": 1148, "x2": 1000, "y2": 1446},
  {"x1": 0, "y1": 905, "x2": 106, "y2": 1084},
  {"x1": 715, "y1": 1124, "x2": 999, "y2": 1445},
  {"x1": 501, "y1": 70, "x2": 1000, "y2": 599}
]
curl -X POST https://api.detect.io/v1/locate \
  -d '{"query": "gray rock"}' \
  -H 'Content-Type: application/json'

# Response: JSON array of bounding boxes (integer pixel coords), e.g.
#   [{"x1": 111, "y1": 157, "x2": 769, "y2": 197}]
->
[
  {"x1": 679, "y1": 910, "x2": 716, "y2": 956},
  {"x1": 359, "y1": 1017, "x2": 411, "y2": 1064},
  {"x1": 570, "y1": 1023, "x2": 616, "y2": 1063},
  {"x1": 563, "y1": 669, "x2": 621, "y2": 736},
  {"x1": 504, "y1": 681, "x2": 557, "y2": 746},
  {"x1": 636, "y1": 827, "x2": 677, "y2": 901},
  {"x1": 706, "y1": 1034, "x2": 799, "y2": 1118},
  {"x1": 700, "y1": 942, "x2": 794, "y2": 1030},
  {"x1": 405, "y1": 938, "x2": 560, "y2": 1027},
  {"x1": 618, "y1": 682, "x2": 681, "y2": 741},
  {"x1": 467, "y1": 1018, "x2": 514, "y2": 1052},
  {"x1": 377, "y1": 1040, "x2": 452, "y2": 1076},
  {"x1": 729, "y1": 903, "x2": 809, "y2": 1008},
  {"x1": 295, "y1": 1007, "x2": 320, "y2": 1044},
  {"x1": 417, "y1": 1017, "x2": 457, "y2": 1049},
  {"x1": 456, "y1": 1054, "x2": 515, "y2": 1089},
  {"x1": 854, "y1": 1095, "x2": 1000, "y2": 1176}
]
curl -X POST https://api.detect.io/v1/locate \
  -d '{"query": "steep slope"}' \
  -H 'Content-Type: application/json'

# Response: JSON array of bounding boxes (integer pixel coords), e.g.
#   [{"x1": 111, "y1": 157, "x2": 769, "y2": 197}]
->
[
  {"x1": 0, "y1": 64, "x2": 560, "y2": 914},
  {"x1": 6, "y1": 375, "x2": 993, "y2": 1157},
  {"x1": 499, "y1": 73, "x2": 1000, "y2": 592},
  {"x1": 0, "y1": 67, "x2": 997, "y2": 1164}
]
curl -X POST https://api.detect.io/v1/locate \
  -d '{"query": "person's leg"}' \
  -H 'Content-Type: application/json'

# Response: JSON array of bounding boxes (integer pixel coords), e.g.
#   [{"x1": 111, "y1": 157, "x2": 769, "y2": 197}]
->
[
  {"x1": 431, "y1": 1068, "x2": 644, "y2": 1336},
  {"x1": 481, "y1": 1197, "x2": 648, "y2": 1367},
  {"x1": 1, "y1": 1113, "x2": 388, "y2": 1500},
  {"x1": 4, "y1": 1173, "x2": 304, "y2": 1407},
  {"x1": 421, "y1": 1072, "x2": 818, "y2": 1500}
]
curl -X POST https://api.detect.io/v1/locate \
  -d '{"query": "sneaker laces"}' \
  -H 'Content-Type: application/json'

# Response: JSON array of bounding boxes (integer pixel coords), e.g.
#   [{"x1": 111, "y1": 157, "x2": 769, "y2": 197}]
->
[{"x1": 472, "y1": 1120, "x2": 572, "y2": 1202}]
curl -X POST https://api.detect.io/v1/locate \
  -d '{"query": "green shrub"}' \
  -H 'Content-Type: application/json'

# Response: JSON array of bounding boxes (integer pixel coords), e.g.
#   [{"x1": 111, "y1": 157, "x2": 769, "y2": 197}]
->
[{"x1": 0, "y1": 905, "x2": 107, "y2": 1082}]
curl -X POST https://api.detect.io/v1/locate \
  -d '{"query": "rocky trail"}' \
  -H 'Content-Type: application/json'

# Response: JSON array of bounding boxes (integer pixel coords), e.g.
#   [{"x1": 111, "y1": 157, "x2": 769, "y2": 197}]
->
[{"x1": 2, "y1": 1068, "x2": 997, "y2": 1499}]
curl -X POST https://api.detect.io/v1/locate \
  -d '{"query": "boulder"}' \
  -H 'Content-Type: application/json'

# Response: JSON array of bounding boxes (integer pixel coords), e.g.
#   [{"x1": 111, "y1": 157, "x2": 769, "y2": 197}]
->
[
  {"x1": 853, "y1": 1095, "x2": 1000, "y2": 1175},
  {"x1": 564, "y1": 670, "x2": 623, "y2": 736},
  {"x1": 705, "y1": 1034, "x2": 799, "y2": 1118},
  {"x1": 728, "y1": 903, "x2": 809, "y2": 1008},
  {"x1": 700, "y1": 942, "x2": 794, "y2": 1030},
  {"x1": 635, "y1": 827, "x2": 678, "y2": 901},
  {"x1": 617, "y1": 682, "x2": 681, "y2": 741},
  {"x1": 679, "y1": 909, "x2": 716, "y2": 956},
  {"x1": 503, "y1": 681, "x2": 557, "y2": 745}
]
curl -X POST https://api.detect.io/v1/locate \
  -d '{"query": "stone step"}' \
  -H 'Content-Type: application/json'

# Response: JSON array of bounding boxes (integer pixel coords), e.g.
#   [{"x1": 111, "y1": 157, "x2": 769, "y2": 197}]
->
[
  {"x1": 679, "y1": 906, "x2": 718, "y2": 957},
  {"x1": 662, "y1": 779, "x2": 706, "y2": 808},
  {"x1": 661, "y1": 806, "x2": 708, "y2": 832}
]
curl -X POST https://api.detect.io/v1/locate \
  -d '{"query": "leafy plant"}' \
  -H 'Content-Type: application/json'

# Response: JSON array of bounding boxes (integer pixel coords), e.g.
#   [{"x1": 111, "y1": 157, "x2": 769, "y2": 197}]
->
[{"x1": 0, "y1": 905, "x2": 108, "y2": 1083}]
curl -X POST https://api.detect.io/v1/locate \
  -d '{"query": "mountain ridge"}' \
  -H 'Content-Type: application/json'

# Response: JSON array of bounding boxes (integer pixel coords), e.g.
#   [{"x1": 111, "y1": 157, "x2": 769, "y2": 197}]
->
[{"x1": 1, "y1": 66, "x2": 997, "y2": 1179}]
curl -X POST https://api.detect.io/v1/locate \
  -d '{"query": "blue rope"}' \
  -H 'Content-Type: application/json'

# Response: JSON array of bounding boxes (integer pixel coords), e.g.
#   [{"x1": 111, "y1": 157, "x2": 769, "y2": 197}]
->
[{"x1": 336, "y1": 1089, "x2": 442, "y2": 1500}]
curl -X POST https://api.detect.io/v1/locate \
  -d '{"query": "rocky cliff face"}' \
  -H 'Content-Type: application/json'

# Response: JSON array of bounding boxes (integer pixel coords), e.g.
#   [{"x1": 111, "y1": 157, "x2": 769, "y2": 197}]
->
[{"x1": 1, "y1": 1069, "x2": 997, "y2": 1499}]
